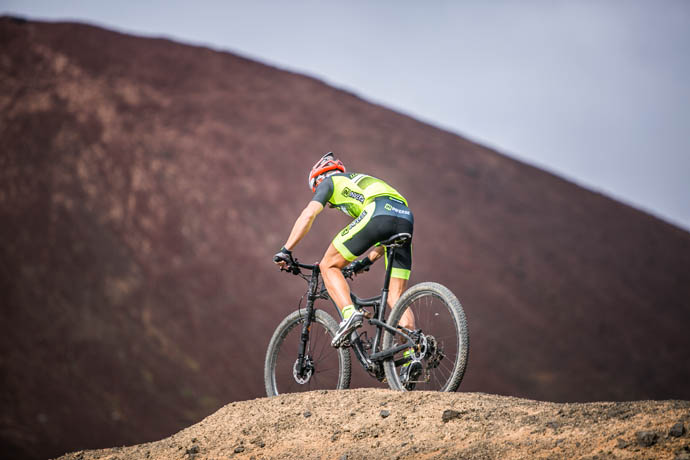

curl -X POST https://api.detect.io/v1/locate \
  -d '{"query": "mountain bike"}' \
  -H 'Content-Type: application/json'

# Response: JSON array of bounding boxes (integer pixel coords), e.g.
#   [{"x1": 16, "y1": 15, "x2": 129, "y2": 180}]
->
[{"x1": 264, "y1": 233, "x2": 469, "y2": 395}]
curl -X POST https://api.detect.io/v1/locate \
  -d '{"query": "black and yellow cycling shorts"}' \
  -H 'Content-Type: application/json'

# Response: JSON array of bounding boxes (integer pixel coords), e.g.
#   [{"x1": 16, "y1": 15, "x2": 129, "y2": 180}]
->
[{"x1": 333, "y1": 196, "x2": 414, "y2": 279}]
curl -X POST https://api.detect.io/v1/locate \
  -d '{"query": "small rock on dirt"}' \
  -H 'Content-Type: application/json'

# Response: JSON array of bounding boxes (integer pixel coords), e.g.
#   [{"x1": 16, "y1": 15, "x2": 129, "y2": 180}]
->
[
  {"x1": 617, "y1": 438, "x2": 630, "y2": 449},
  {"x1": 670, "y1": 422, "x2": 686, "y2": 437},
  {"x1": 380, "y1": 410, "x2": 390, "y2": 418},
  {"x1": 675, "y1": 446, "x2": 690, "y2": 460},
  {"x1": 234, "y1": 446, "x2": 245, "y2": 453},
  {"x1": 442, "y1": 409, "x2": 463, "y2": 423},
  {"x1": 304, "y1": 410, "x2": 312, "y2": 418},
  {"x1": 636, "y1": 431, "x2": 659, "y2": 447},
  {"x1": 546, "y1": 421, "x2": 560, "y2": 431}
]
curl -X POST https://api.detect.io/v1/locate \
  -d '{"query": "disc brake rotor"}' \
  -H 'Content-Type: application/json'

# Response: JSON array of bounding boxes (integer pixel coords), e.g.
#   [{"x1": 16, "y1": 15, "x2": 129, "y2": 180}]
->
[
  {"x1": 411, "y1": 334, "x2": 428, "y2": 361},
  {"x1": 293, "y1": 357, "x2": 314, "y2": 384}
]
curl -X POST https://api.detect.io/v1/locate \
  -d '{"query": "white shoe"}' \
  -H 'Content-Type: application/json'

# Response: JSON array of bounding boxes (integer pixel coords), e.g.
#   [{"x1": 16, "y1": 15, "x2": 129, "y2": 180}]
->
[{"x1": 331, "y1": 311, "x2": 364, "y2": 348}]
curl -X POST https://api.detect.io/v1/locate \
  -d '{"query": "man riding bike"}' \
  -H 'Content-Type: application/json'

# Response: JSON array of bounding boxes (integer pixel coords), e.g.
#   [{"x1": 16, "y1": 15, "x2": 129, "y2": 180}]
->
[{"x1": 273, "y1": 153, "x2": 416, "y2": 357}]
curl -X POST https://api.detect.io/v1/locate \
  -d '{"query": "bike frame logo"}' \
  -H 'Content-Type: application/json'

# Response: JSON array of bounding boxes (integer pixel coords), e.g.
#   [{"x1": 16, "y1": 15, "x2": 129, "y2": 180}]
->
[
  {"x1": 341, "y1": 210, "x2": 367, "y2": 236},
  {"x1": 342, "y1": 187, "x2": 365, "y2": 203}
]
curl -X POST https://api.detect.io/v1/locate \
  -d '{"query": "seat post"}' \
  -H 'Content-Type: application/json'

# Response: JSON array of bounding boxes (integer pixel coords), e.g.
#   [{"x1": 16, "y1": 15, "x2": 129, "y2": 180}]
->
[
  {"x1": 377, "y1": 246, "x2": 395, "y2": 323},
  {"x1": 383, "y1": 246, "x2": 396, "y2": 291}
]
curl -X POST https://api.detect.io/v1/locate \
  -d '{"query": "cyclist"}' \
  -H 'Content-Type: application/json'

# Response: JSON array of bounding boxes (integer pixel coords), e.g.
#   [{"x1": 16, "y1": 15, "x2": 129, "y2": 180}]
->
[{"x1": 273, "y1": 152, "x2": 416, "y2": 350}]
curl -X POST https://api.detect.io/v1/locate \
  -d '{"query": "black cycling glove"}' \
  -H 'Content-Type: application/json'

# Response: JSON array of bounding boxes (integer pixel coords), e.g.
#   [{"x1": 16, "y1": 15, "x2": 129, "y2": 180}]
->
[
  {"x1": 347, "y1": 257, "x2": 373, "y2": 274},
  {"x1": 273, "y1": 246, "x2": 296, "y2": 266}
]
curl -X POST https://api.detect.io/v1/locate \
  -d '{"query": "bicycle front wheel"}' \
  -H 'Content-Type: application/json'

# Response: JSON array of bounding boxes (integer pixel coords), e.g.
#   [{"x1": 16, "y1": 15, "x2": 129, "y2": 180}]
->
[
  {"x1": 264, "y1": 309, "x2": 351, "y2": 397},
  {"x1": 383, "y1": 282, "x2": 469, "y2": 392}
]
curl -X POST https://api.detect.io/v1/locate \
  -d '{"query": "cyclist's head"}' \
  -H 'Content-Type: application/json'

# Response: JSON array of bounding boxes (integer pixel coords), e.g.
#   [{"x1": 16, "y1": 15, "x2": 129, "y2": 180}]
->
[{"x1": 308, "y1": 152, "x2": 345, "y2": 192}]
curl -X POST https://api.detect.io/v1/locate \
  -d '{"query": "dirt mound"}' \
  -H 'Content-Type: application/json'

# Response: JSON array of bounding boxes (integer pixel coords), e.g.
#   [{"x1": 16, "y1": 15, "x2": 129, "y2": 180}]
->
[{"x1": 56, "y1": 389, "x2": 690, "y2": 460}]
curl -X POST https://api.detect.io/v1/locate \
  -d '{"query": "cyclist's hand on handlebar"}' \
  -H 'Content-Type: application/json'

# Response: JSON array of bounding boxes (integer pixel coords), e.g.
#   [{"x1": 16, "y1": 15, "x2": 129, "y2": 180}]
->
[
  {"x1": 345, "y1": 257, "x2": 373, "y2": 276},
  {"x1": 273, "y1": 246, "x2": 296, "y2": 270}
]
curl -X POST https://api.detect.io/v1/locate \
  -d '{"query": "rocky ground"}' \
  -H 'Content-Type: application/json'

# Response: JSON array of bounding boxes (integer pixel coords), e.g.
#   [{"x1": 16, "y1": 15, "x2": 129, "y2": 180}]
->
[{"x1": 56, "y1": 389, "x2": 690, "y2": 460}]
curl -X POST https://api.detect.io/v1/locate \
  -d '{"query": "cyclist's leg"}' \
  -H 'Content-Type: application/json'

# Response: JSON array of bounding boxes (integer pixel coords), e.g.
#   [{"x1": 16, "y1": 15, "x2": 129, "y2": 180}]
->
[
  {"x1": 322, "y1": 201, "x2": 376, "y2": 317},
  {"x1": 324, "y1": 229, "x2": 372, "y2": 347},
  {"x1": 385, "y1": 217, "x2": 414, "y2": 329},
  {"x1": 320, "y1": 243, "x2": 352, "y2": 310},
  {"x1": 389, "y1": 277, "x2": 413, "y2": 328}
]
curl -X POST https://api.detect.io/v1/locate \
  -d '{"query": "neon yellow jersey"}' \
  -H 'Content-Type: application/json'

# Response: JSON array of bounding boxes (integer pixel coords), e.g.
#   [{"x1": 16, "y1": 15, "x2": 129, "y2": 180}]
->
[{"x1": 312, "y1": 172, "x2": 408, "y2": 218}]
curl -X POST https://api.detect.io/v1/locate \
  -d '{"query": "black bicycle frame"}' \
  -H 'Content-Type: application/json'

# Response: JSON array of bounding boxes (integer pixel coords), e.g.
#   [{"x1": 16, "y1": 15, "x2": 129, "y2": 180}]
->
[{"x1": 290, "y1": 245, "x2": 415, "y2": 380}]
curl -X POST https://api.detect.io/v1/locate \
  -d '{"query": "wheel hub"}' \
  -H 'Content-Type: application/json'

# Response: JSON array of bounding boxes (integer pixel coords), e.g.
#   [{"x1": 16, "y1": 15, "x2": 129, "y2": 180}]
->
[
  {"x1": 293, "y1": 356, "x2": 314, "y2": 384},
  {"x1": 425, "y1": 335, "x2": 444, "y2": 369}
]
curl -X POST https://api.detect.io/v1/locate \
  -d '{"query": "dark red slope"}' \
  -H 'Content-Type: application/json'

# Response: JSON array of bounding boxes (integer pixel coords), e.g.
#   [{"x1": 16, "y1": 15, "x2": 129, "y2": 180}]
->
[{"x1": 1, "y1": 17, "x2": 689, "y2": 459}]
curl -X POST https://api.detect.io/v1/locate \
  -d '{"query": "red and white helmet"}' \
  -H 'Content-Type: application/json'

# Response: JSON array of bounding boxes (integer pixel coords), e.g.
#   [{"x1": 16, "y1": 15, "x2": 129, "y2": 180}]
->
[{"x1": 308, "y1": 152, "x2": 345, "y2": 191}]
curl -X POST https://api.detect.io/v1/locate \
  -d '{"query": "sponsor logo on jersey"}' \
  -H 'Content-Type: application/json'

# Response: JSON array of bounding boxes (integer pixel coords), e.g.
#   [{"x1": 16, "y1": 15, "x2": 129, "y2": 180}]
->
[
  {"x1": 342, "y1": 187, "x2": 365, "y2": 203},
  {"x1": 340, "y1": 210, "x2": 368, "y2": 236},
  {"x1": 384, "y1": 203, "x2": 411, "y2": 215}
]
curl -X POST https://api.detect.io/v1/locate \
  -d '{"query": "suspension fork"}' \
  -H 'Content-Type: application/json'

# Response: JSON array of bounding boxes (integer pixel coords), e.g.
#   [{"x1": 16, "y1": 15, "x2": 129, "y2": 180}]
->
[{"x1": 296, "y1": 264, "x2": 320, "y2": 376}]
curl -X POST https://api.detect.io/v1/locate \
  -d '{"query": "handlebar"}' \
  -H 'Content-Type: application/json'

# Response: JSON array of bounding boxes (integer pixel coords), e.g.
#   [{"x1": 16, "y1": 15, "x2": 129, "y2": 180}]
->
[
  {"x1": 278, "y1": 258, "x2": 359, "y2": 279},
  {"x1": 278, "y1": 258, "x2": 318, "y2": 275}
]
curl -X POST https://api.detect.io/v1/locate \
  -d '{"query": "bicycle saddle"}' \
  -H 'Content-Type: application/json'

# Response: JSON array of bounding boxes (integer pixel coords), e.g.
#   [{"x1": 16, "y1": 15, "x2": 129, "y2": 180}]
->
[{"x1": 380, "y1": 232, "x2": 412, "y2": 248}]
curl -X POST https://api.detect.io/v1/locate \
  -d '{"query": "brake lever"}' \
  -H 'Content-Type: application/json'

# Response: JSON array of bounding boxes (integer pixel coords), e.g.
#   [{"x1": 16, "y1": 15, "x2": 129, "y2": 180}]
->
[
  {"x1": 279, "y1": 263, "x2": 300, "y2": 275},
  {"x1": 288, "y1": 259, "x2": 301, "y2": 275}
]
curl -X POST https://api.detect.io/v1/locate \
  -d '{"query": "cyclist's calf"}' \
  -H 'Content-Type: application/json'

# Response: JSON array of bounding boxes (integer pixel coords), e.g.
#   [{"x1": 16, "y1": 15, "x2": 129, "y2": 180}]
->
[{"x1": 320, "y1": 243, "x2": 352, "y2": 311}]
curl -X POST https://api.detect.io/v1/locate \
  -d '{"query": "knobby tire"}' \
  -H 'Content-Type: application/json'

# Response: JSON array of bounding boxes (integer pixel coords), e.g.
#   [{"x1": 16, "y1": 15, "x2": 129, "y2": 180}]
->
[
  {"x1": 382, "y1": 282, "x2": 469, "y2": 392},
  {"x1": 264, "y1": 309, "x2": 351, "y2": 396}
]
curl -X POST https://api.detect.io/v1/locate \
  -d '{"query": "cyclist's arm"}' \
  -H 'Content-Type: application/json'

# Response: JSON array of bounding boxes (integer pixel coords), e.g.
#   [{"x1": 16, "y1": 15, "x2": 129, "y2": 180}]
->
[{"x1": 283, "y1": 201, "x2": 324, "y2": 250}]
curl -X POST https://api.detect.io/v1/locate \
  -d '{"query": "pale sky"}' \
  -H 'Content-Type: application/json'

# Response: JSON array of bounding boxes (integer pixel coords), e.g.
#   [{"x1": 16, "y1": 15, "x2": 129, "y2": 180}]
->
[{"x1": 3, "y1": 1, "x2": 689, "y2": 230}]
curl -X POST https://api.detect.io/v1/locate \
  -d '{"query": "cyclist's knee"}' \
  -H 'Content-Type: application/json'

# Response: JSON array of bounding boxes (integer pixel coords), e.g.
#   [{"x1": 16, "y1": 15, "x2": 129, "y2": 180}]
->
[
  {"x1": 318, "y1": 259, "x2": 333, "y2": 272},
  {"x1": 320, "y1": 257, "x2": 347, "y2": 271},
  {"x1": 320, "y1": 244, "x2": 349, "y2": 270}
]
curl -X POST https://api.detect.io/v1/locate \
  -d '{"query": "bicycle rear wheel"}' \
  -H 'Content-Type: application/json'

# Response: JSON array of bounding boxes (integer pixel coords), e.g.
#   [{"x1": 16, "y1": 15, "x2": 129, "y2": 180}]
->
[
  {"x1": 264, "y1": 309, "x2": 351, "y2": 396},
  {"x1": 382, "y1": 282, "x2": 469, "y2": 392}
]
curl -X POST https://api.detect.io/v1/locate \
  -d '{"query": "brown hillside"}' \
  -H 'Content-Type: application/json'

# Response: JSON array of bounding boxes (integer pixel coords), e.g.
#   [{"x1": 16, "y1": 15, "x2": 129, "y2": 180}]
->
[{"x1": 1, "y1": 17, "x2": 689, "y2": 460}]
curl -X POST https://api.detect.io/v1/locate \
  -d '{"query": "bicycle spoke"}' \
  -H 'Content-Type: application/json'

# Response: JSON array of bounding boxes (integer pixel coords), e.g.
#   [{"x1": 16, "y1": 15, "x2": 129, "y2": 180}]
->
[{"x1": 315, "y1": 366, "x2": 336, "y2": 373}]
